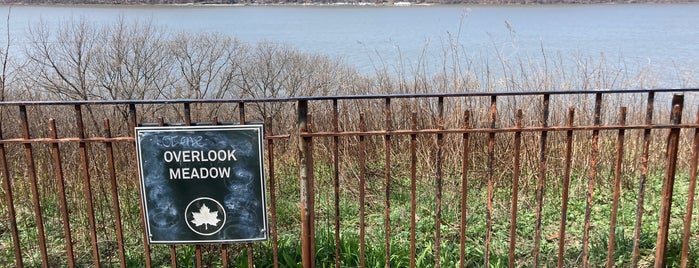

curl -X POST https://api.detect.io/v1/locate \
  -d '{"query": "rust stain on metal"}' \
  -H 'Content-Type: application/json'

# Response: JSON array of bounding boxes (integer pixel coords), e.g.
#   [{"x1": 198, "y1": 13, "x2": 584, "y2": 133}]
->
[
  {"x1": 557, "y1": 108, "x2": 575, "y2": 268},
  {"x1": 410, "y1": 112, "x2": 418, "y2": 268},
  {"x1": 606, "y1": 107, "x2": 627, "y2": 268},
  {"x1": 21, "y1": 105, "x2": 49, "y2": 268},
  {"x1": 359, "y1": 112, "x2": 367, "y2": 268},
  {"x1": 654, "y1": 95, "x2": 684, "y2": 268},
  {"x1": 104, "y1": 119, "x2": 127, "y2": 268},
  {"x1": 582, "y1": 93, "x2": 602, "y2": 268},
  {"x1": 533, "y1": 94, "x2": 550, "y2": 267},
  {"x1": 461, "y1": 110, "x2": 471, "y2": 268},
  {"x1": 435, "y1": 96, "x2": 444, "y2": 268},
  {"x1": 631, "y1": 91, "x2": 654, "y2": 267},
  {"x1": 485, "y1": 96, "x2": 496, "y2": 267},
  {"x1": 509, "y1": 109, "x2": 523, "y2": 268},
  {"x1": 680, "y1": 107, "x2": 699, "y2": 268},
  {"x1": 332, "y1": 100, "x2": 341, "y2": 268}
]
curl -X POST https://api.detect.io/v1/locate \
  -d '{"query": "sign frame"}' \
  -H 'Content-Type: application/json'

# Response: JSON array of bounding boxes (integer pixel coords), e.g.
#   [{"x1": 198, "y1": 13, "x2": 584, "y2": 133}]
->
[{"x1": 135, "y1": 124, "x2": 268, "y2": 244}]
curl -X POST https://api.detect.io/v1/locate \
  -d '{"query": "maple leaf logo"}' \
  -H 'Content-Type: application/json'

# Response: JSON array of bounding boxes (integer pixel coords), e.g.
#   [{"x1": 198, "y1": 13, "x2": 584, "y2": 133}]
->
[{"x1": 190, "y1": 204, "x2": 221, "y2": 230}]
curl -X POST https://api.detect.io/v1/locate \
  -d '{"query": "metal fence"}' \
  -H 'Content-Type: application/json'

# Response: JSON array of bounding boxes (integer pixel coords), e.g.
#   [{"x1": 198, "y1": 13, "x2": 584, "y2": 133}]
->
[{"x1": 1, "y1": 89, "x2": 698, "y2": 268}]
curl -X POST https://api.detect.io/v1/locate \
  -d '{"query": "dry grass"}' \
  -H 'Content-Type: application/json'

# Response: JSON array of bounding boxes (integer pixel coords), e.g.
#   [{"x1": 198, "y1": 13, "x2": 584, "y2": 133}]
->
[{"x1": 0, "y1": 18, "x2": 698, "y2": 267}]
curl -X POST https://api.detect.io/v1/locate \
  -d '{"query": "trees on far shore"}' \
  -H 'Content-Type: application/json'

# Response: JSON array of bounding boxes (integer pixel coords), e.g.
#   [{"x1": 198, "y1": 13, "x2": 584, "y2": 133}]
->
[{"x1": 0, "y1": 0, "x2": 685, "y2": 5}]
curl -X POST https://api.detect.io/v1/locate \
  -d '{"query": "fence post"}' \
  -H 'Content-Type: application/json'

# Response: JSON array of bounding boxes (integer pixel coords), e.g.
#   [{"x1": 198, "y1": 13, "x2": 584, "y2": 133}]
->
[
  {"x1": 654, "y1": 94, "x2": 684, "y2": 267},
  {"x1": 0, "y1": 118, "x2": 23, "y2": 268},
  {"x1": 298, "y1": 99, "x2": 315, "y2": 268}
]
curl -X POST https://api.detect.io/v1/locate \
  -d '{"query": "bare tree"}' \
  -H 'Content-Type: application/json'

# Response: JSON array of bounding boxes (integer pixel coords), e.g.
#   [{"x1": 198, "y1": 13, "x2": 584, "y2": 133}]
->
[
  {"x1": 236, "y1": 42, "x2": 322, "y2": 120},
  {"x1": 0, "y1": 7, "x2": 10, "y2": 103},
  {"x1": 167, "y1": 32, "x2": 247, "y2": 120},
  {"x1": 93, "y1": 17, "x2": 173, "y2": 101},
  {"x1": 170, "y1": 32, "x2": 245, "y2": 100},
  {"x1": 25, "y1": 18, "x2": 106, "y2": 135},
  {"x1": 0, "y1": 6, "x2": 12, "y2": 130},
  {"x1": 26, "y1": 18, "x2": 99, "y2": 101},
  {"x1": 88, "y1": 18, "x2": 176, "y2": 129}
]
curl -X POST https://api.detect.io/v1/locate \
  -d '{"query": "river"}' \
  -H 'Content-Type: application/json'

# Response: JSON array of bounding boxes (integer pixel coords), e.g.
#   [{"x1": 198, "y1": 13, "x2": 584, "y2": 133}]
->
[{"x1": 1, "y1": 3, "x2": 698, "y2": 87}]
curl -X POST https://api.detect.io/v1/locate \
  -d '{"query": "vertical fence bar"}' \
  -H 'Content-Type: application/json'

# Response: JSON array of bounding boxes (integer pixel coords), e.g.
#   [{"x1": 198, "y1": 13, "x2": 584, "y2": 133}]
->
[
  {"x1": 49, "y1": 119, "x2": 76, "y2": 268},
  {"x1": 582, "y1": 93, "x2": 602, "y2": 267},
  {"x1": 184, "y1": 102, "x2": 192, "y2": 126},
  {"x1": 632, "y1": 91, "x2": 654, "y2": 267},
  {"x1": 332, "y1": 99, "x2": 341, "y2": 268},
  {"x1": 533, "y1": 94, "x2": 550, "y2": 267},
  {"x1": 104, "y1": 119, "x2": 127, "y2": 268},
  {"x1": 128, "y1": 103, "x2": 137, "y2": 133},
  {"x1": 680, "y1": 107, "x2": 699, "y2": 268},
  {"x1": 435, "y1": 96, "x2": 444, "y2": 268},
  {"x1": 212, "y1": 116, "x2": 225, "y2": 268},
  {"x1": 509, "y1": 109, "x2": 523, "y2": 268},
  {"x1": 557, "y1": 108, "x2": 575, "y2": 268},
  {"x1": 0, "y1": 120, "x2": 23, "y2": 268},
  {"x1": 298, "y1": 100, "x2": 315, "y2": 268},
  {"x1": 158, "y1": 118, "x2": 178, "y2": 268},
  {"x1": 654, "y1": 94, "x2": 684, "y2": 268},
  {"x1": 182, "y1": 103, "x2": 204, "y2": 268},
  {"x1": 239, "y1": 102, "x2": 246, "y2": 124},
  {"x1": 384, "y1": 98, "x2": 392, "y2": 268},
  {"x1": 183, "y1": 104, "x2": 197, "y2": 267},
  {"x1": 239, "y1": 102, "x2": 254, "y2": 267},
  {"x1": 130, "y1": 103, "x2": 153, "y2": 267},
  {"x1": 156, "y1": 117, "x2": 178, "y2": 268},
  {"x1": 359, "y1": 112, "x2": 367, "y2": 268},
  {"x1": 266, "y1": 116, "x2": 280, "y2": 268},
  {"x1": 75, "y1": 105, "x2": 101, "y2": 267},
  {"x1": 606, "y1": 107, "x2": 627, "y2": 268},
  {"x1": 485, "y1": 95, "x2": 496, "y2": 267},
  {"x1": 212, "y1": 116, "x2": 229, "y2": 268},
  {"x1": 309, "y1": 113, "x2": 317, "y2": 267},
  {"x1": 410, "y1": 112, "x2": 417, "y2": 268},
  {"x1": 20, "y1": 105, "x2": 49, "y2": 268},
  {"x1": 460, "y1": 110, "x2": 471, "y2": 268},
  {"x1": 239, "y1": 102, "x2": 255, "y2": 268}
]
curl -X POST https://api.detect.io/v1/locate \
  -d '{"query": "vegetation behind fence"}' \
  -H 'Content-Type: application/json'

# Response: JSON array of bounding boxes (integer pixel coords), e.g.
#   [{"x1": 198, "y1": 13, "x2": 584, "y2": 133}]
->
[
  {"x1": 0, "y1": 89, "x2": 698, "y2": 267},
  {"x1": 0, "y1": 17, "x2": 698, "y2": 268}
]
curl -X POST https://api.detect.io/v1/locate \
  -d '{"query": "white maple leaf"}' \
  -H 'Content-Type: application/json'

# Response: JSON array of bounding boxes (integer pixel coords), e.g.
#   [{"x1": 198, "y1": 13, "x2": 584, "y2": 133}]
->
[{"x1": 191, "y1": 204, "x2": 221, "y2": 230}]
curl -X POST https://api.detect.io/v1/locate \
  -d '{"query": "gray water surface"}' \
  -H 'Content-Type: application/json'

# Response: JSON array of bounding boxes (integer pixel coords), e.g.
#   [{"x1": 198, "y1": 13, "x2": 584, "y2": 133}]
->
[{"x1": 2, "y1": 4, "x2": 698, "y2": 86}]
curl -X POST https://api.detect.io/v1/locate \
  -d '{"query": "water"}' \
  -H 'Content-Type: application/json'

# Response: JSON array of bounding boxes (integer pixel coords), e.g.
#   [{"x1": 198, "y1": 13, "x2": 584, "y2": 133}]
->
[{"x1": 2, "y1": 4, "x2": 698, "y2": 86}]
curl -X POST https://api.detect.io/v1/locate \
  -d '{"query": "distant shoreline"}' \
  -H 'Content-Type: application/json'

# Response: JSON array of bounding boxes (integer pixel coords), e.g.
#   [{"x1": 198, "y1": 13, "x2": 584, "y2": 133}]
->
[{"x1": 2, "y1": 1, "x2": 696, "y2": 7}]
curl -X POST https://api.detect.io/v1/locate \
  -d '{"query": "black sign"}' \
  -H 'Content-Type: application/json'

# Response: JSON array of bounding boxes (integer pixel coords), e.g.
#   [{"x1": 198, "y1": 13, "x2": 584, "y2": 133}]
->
[{"x1": 135, "y1": 125, "x2": 267, "y2": 244}]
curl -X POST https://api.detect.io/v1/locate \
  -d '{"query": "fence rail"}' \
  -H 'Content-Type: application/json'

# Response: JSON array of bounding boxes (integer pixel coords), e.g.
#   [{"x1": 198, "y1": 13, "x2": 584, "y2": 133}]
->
[{"x1": 0, "y1": 89, "x2": 698, "y2": 267}]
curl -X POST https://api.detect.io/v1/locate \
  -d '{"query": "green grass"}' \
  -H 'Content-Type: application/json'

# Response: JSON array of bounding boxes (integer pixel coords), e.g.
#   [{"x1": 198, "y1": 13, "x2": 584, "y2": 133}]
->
[{"x1": 227, "y1": 166, "x2": 699, "y2": 267}]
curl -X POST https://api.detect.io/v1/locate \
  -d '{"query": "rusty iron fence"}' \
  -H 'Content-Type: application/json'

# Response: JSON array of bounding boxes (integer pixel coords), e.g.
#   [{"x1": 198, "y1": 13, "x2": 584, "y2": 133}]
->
[{"x1": 1, "y1": 89, "x2": 698, "y2": 267}]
